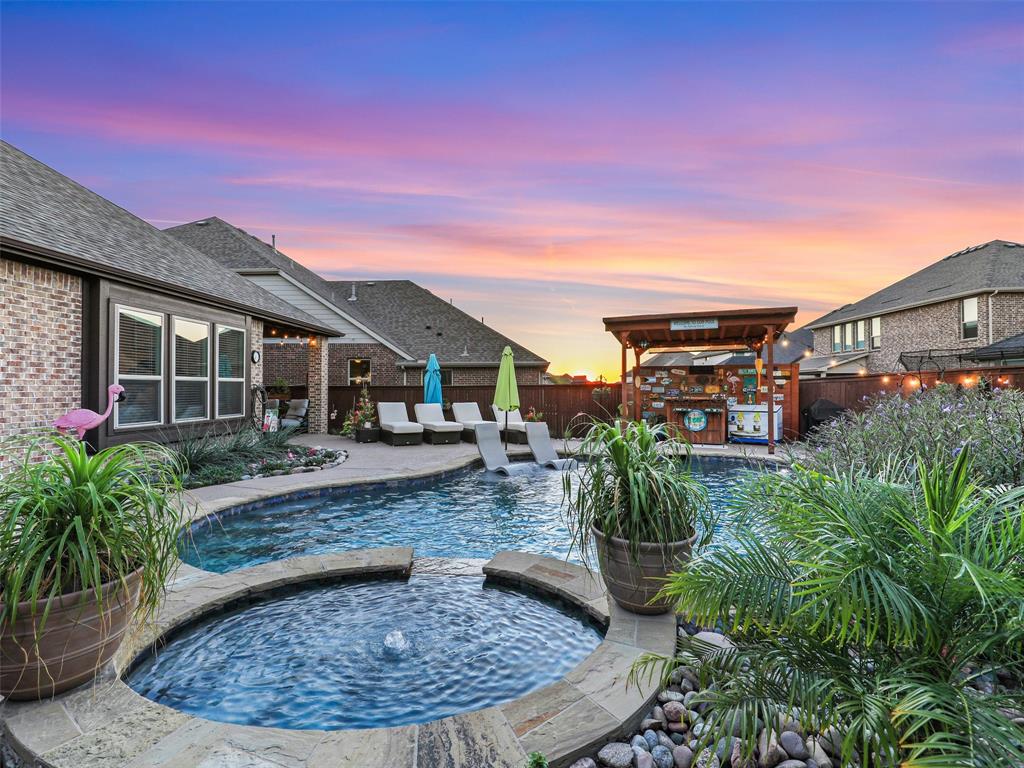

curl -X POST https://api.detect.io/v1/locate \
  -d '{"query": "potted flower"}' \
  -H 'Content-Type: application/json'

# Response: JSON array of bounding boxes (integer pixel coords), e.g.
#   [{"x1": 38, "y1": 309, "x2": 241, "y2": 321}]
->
[
  {"x1": 562, "y1": 419, "x2": 713, "y2": 614},
  {"x1": 342, "y1": 386, "x2": 379, "y2": 442},
  {"x1": 0, "y1": 435, "x2": 184, "y2": 700},
  {"x1": 524, "y1": 406, "x2": 544, "y2": 422}
]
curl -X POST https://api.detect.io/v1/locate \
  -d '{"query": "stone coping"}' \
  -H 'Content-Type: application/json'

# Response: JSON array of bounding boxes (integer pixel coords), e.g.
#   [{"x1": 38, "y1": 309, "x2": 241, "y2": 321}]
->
[{"x1": 1, "y1": 550, "x2": 676, "y2": 768}]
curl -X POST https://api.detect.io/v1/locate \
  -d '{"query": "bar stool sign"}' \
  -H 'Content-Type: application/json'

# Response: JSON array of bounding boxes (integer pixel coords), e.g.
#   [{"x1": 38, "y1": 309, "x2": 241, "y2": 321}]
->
[{"x1": 684, "y1": 408, "x2": 707, "y2": 433}]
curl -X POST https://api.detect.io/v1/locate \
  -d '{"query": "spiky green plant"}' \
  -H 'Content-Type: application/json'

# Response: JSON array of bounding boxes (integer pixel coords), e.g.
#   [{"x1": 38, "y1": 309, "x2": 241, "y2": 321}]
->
[
  {"x1": 635, "y1": 450, "x2": 1024, "y2": 766},
  {"x1": 0, "y1": 434, "x2": 186, "y2": 631},
  {"x1": 562, "y1": 418, "x2": 714, "y2": 563}
]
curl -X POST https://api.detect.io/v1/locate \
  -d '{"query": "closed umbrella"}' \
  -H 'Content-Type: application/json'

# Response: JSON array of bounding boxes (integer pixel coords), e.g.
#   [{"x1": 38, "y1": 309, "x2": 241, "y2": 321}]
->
[
  {"x1": 423, "y1": 353, "x2": 443, "y2": 405},
  {"x1": 493, "y1": 345, "x2": 520, "y2": 448}
]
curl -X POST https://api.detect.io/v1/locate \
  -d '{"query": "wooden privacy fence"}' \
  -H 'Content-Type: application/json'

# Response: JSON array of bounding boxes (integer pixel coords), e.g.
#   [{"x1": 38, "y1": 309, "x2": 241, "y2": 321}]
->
[
  {"x1": 324, "y1": 384, "x2": 622, "y2": 435},
  {"x1": 798, "y1": 366, "x2": 1024, "y2": 434}
]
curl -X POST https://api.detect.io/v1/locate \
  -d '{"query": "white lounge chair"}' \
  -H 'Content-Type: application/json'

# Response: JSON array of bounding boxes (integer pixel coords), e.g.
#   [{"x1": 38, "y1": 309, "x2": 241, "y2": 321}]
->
[
  {"x1": 474, "y1": 423, "x2": 531, "y2": 475},
  {"x1": 451, "y1": 402, "x2": 492, "y2": 442},
  {"x1": 490, "y1": 405, "x2": 529, "y2": 444},
  {"x1": 378, "y1": 402, "x2": 424, "y2": 446},
  {"x1": 525, "y1": 422, "x2": 575, "y2": 470},
  {"x1": 413, "y1": 403, "x2": 463, "y2": 445}
]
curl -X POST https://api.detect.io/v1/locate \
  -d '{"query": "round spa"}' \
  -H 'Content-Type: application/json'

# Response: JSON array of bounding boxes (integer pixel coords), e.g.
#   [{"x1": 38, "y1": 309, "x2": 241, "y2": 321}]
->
[{"x1": 127, "y1": 575, "x2": 603, "y2": 730}]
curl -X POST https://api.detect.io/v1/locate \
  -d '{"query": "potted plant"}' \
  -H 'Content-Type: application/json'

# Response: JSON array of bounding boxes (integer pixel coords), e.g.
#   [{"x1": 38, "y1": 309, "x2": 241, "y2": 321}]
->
[
  {"x1": 0, "y1": 434, "x2": 184, "y2": 700},
  {"x1": 342, "y1": 386, "x2": 379, "y2": 442},
  {"x1": 562, "y1": 419, "x2": 713, "y2": 614}
]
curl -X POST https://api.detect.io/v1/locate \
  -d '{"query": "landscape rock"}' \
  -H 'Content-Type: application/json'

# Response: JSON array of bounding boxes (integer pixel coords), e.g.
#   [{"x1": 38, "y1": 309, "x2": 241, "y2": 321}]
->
[
  {"x1": 651, "y1": 745, "x2": 674, "y2": 768},
  {"x1": 658, "y1": 733, "x2": 676, "y2": 751},
  {"x1": 757, "y1": 729, "x2": 787, "y2": 768},
  {"x1": 643, "y1": 718, "x2": 666, "y2": 732},
  {"x1": 634, "y1": 749, "x2": 655, "y2": 768},
  {"x1": 694, "y1": 748, "x2": 720, "y2": 768},
  {"x1": 569, "y1": 760, "x2": 598, "y2": 768},
  {"x1": 779, "y1": 731, "x2": 809, "y2": 760},
  {"x1": 644, "y1": 730, "x2": 661, "y2": 750},
  {"x1": 672, "y1": 745, "x2": 694, "y2": 768},
  {"x1": 804, "y1": 739, "x2": 831, "y2": 768},
  {"x1": 598, "y1": 742, "x2": 635, "y2": 768},
  {"x1": 662, "y1": 701, "x2": 686, "y2": 723},
  {"x1": 632, "y1": 735, "x2": 651, "y2": 752},
  {"x1": 775, "y1": 762, "x2": 808, "y2": 768},
  {"x1": 693, "y1": 631, "x2": 736, "y2": 653},
  {"x1": 659, "y1": 690, "x2": 686, "y2": 704}
]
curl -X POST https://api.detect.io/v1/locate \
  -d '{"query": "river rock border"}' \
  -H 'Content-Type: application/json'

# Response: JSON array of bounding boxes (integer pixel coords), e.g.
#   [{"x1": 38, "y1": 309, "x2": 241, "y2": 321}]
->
[{"x1": 0, "y1": 550, "x2": 675, "y2": 768}]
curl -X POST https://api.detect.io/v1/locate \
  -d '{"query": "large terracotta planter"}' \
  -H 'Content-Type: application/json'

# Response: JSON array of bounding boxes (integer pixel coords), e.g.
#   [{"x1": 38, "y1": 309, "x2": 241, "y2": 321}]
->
[
  {"x1": 592, "y1": 525, "x2": 695, "y2": 615},
  {"x1": 0, "y1": 569, "x2": 142, "y2": 700}
]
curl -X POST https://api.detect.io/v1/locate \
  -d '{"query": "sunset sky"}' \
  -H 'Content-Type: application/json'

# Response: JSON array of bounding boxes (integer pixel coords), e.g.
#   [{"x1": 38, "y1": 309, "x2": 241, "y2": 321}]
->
[{"x1": 2, "y1": 2, "x2": 1021, "y2": 379}]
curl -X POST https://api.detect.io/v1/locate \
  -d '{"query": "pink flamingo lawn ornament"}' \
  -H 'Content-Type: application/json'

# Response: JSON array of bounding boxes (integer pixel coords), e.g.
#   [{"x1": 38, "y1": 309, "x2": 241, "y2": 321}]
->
[{"x1": 54, "y1": 384, "x2": 125, "y2": 439}]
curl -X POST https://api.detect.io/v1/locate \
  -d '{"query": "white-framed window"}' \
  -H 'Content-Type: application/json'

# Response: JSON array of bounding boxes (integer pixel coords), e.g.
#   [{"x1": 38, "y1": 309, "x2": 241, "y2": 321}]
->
[
  {"x1": 870, "y1": 316, "x2": 881, "y2": 349},
  {"x1": 961, "y1": 297, "x2": 979, "y2": 340},
  {"x1": 114, "y1": 306, "x2": 164, "y2": 428},
  {"x1": 832, "y1": 326, "x2": 842, "y2": 353},
  {"x1": 172, "y1": 318, "x2": 210, "y2": 423},
  {"x1": 855, "y1": 319, "x2": 866, "y2": 351},
  {"x1": 843, "y1": 322, "x2": 854, "y2": 352},
  {"x1": 216, "y1": 325, "x2": 246, "y2": 417},
  {"x1": 348, "y1": 358, "x2": 371, "y2": 385}
]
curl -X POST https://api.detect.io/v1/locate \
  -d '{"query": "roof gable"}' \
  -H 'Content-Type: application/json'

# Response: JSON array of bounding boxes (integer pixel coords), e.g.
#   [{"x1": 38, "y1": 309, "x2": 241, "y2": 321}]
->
[
  {"x1": 807, "y1": 240, "x2": 1024, "y2": 328},
  {"x1": 0, "y1": 142, "x2": 336, "y2": 335}
]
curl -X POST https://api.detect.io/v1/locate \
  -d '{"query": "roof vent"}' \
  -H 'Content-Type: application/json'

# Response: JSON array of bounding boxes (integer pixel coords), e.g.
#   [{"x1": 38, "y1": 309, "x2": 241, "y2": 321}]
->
[
  {"x1": 195, "y1": 220, "x2": 209, "y2": 226},
  {"x1": 347, "y1": 283, "x2": 357, "y2": 302},
  {"x1": 460, "y1": 343, "x2": 469, "y2": 357}
]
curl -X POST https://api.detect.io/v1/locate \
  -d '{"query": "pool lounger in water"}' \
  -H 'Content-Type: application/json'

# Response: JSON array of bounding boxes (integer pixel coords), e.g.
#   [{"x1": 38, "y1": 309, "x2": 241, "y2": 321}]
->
[
  {"x1": 525, "y1": 422, "x2": 576, "y2": 471},
  {"x1": 474, "y1": 422, "x2": 532, "y2": 475}
]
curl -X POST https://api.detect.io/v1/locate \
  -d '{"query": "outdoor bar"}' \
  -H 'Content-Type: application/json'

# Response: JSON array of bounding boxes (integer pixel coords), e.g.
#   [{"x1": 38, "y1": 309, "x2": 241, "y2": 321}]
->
[{"x1": 603, "y1": 307, "x2": 799, "y2": 453}]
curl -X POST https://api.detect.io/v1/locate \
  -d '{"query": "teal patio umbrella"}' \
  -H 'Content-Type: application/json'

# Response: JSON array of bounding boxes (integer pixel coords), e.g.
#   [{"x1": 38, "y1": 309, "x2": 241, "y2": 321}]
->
[
  {"x1": 493, "y1": 346, "x2": 520, "y2": 448},
  {"x1": 423, "y1": 353, "x2": 443, "y2": 405}
]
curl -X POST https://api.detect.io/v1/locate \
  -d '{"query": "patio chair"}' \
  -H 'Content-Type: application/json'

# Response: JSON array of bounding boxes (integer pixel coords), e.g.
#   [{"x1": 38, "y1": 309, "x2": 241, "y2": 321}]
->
[
  {"x1": 413, "y1": 403, "x2": 463, "y2": 445},
  {"x1": 451, "y1": 402, "x2": 492, "y2": 443},
  {"x1": 280, "y1": 399, "x2": 309, "y2": 431},
  {"x1": 474, "y1": 422, "x2": 531, "y2": 475},
  {"x1": 378, "y1": 402, "x2": 424, "y2": 446},
  {"x1": 525, "y1": 422, "x2": 575, "y2": 470},
  {"x1": 490, "y1": 405, "x2": 529, "y2": 444}
]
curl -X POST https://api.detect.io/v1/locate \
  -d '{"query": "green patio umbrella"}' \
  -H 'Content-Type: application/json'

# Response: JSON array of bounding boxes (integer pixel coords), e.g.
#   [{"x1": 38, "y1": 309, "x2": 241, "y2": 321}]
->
[{"x1": 493, "y1": 345, "x2": 520, "y2": 448}]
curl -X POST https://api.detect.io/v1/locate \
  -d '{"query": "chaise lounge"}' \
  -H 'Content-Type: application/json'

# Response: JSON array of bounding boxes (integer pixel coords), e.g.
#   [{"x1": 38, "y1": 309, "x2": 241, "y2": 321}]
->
[
  {"x1": 525, "y1": 422, "x2": 575, "y2": 470},
  {"x1": 474, "y1": 422, "x2": 531, "y2": 475},
  {"x1": 451, "y1": 402, "x2": 492, "y2": 442},
  {"x1": 378, "y1": 402, "x2": 425, "y2": 446},
  {"x1": 413, "y1": 403, "x2": 463, "y2": 445},
  {"x1": 490, "y1": 405, "x2": 529, "y2": 444}
]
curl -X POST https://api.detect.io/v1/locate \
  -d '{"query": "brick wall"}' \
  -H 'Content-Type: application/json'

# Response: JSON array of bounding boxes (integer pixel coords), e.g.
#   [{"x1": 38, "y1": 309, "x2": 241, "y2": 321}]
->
[
  {"x1": 307, "y1": 336, "x2": 329, "y2": 434},
  {"x1": 811, "y1": 292, "x2": 1024, "y2": 373},
  {"x1": 249, "y1": 317, "x2": 263, "y2": 422},
  {"x1": 0, "y1": 258, "x2": 82, "y2": 462},
  {"x1": 262, "y1": 340, "x2": 545, "y2": 386}
]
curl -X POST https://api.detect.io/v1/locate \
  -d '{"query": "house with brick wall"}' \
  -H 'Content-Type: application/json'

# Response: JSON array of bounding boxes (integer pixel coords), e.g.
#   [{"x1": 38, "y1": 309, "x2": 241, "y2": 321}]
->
[
  {"x1": 0, "y1": 142, "x2": 340, "y2": 455},
  {"x1": 803, "y1": 240, "x2": 1024, "y2": 376},
  {"x1": 165, "y1": 217, "x2": 549, "y2": 388}
]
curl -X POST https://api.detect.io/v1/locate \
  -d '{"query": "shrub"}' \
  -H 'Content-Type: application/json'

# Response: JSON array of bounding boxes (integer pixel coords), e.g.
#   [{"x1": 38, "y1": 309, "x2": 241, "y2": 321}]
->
[
  {"x1": 798, "y1": 383, "x2": 1024, "y2": 486},
  {"x1": 637, "y1": 450, "x2": 1024, "y2": 767},
  {"x1": 0, "y1": 435, "x2": 185, "y2": 628}
]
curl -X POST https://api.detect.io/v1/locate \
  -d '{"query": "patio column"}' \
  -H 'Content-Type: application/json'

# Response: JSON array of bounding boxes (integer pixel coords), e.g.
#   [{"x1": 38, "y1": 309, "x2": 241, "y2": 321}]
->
[
  {"x1": 633, "y1": 346, "x2": 643, "y2": 421},
  {"x1": 619, "y1": 336, "x2": 628, "y2": 429},
  {"x1": 307, "y1": 334, "x2": 329, "y2": 434},
  {"x1": 249, "y1": 318, "x2": 264, "y2": 425}
]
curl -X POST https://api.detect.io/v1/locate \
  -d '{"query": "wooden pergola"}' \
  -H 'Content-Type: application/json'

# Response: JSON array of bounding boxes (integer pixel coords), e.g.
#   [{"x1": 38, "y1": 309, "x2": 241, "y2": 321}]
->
[{"x1": 603, "y1": 307, "x2": 798, "y2": 453}]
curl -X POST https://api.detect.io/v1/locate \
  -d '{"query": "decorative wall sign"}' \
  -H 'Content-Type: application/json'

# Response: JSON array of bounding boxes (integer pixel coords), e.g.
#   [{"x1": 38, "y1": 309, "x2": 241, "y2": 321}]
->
[
  {"x1": 670, "y1": 318, "x2": 719, "y2": 330},
  {"x1": 667, "y1": 388, "x2": 681, "y2": 396},
  {"x1": 651, "y1": 401, "x2": 665, "y2": 409},
  {"x1": 670, "y1": 369, "x2": 688, "y2": 375},
  {"x1": 661, "y1": 378, "x2": 672, "y2": 385},
  {"x1": 683, "y1": 409, "x2": 708, "y2": 432},
  {"x1": 640, "y1": 385, "x2": 652, "y2": 391},
  {"x1": 655, "y1": 370, "x2": 668, "y2": 377},
  {"x1": 643, "y1": 376, "x2": 659, "y2": 383},
  {"x1": 651, "y1": 386, "x2": 665, "y2": 393}
]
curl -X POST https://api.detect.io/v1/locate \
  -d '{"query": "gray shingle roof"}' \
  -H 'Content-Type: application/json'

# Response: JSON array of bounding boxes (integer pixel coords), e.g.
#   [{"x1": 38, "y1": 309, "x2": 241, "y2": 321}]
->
[
  {"x1": 641, "y1": 328, "x2": 813, "y2": 367},
  {"x1": 330, "y1": 279, "x2": 548, "y2": 367},
  {"x1": 799, "y1": 351, "x2": 869, "y2": 373},
  {"x1": 807, "y1": 240, "x2": 1024, "y2": 329},
  {"x1": 971, "y1": 331, "x2": 1024, "y2": 361},
  {"x1": 165, "y1": 216, "x2": 547, "y2": 367},
  {"x1": 0, "y1": 142, "x2": 337, "y2": 335}
]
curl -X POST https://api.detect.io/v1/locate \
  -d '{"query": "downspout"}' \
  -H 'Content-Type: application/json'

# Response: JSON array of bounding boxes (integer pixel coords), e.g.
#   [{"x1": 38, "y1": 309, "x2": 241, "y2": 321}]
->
[{"x1": 988, "y1": 290, "x2": 999, "y2": 343}]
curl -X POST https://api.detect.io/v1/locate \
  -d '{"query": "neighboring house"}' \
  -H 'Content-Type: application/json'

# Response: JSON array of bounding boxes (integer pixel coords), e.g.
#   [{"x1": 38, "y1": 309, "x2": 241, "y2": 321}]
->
[
  {"x1": 0, "y1": 142, "x2": 339, "y2": 453},
  {"x1": 166, "y1": 217, "x2": 549, "y2": 387},
  {"x1": 805, "y1": 240, "x2": 1024, "y2": 375}
]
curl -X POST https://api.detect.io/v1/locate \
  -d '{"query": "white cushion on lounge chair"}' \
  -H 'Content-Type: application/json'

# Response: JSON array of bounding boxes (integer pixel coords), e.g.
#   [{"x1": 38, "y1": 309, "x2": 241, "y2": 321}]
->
[
  {"x1": 452, "y1": 402, "x2": 491, "y2": 428},
  {"x1": 474, "y1": 422, "x2": 532, "y2": 475},
  {"x1": 491, "y1": 405, "x2": 528, "y2": 432},
  {"x1": 378, "y1": 402, "x2": 424, "y2": 434},
  {"x1": 526, "y1": 422, "x2": 575, "y2": 470},
  {"x1": 413, "y1": 403, "x2": 463, "y2": 432}
]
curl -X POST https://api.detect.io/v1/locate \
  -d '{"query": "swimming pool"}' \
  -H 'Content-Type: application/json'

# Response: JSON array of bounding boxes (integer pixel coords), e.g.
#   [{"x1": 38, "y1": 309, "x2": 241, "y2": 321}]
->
[
  {"x1": 127, "y1": 576, "x2": 603, "y2": 730},
  {"x1": 183, "y1": 457, "x2": 758, "y2": 573}
]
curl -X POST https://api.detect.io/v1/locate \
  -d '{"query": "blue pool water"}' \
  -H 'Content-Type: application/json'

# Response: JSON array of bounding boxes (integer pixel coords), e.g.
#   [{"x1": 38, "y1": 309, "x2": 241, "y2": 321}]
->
[
  {"x1": 128, "y1": 576, "x2": 603, "y2": 729},
  {"x1": 183, "y1": 459, "x2": 758, "y2": 573}
]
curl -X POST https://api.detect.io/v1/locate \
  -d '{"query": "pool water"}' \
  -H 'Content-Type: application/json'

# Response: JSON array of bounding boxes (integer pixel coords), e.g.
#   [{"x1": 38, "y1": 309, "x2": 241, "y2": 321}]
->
[
  {"x1": 183, "y1": 459, "x2": 758, "y2": 573},
  {"x1": 128, "y1": 576, "x2": 603, "y2": 730}
]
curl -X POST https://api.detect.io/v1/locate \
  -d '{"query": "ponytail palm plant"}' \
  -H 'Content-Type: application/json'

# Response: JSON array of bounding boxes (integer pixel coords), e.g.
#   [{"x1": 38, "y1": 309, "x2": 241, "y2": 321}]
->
[{"x1": 637, "y1": 450, "x2": 1024, "y2": 766}]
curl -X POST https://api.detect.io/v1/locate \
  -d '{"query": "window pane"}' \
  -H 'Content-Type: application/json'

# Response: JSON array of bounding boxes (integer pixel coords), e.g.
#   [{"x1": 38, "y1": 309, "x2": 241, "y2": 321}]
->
[
  {"x1": 118, "y1": 309, "x2": 162, "y2": 376},
  {"x1": 175, "y1": 320, "x2": 209, "y2": 377},
  {"x1": 843, "y1": 323, "x2": 853, "y2": 351},
  {"x1": 118, "y1": 379, "x2": 161, "y2": 425},
  {"x1": 349, "y1": 359, "x2": 371, "y2": 384},
  {"x1": 832, "y1": 326, "x2": 841, "y2": 352},
  {"x1": 962, "y1": 297, "x2": 978, "y2": 322},
  {"x1": 175, "y1": 380, "x2": 208, "y2": 421},
  {"x1": 218, "y1": 381, "x2": 244, "y2": 416},
  {"x1": 855, "y1": 320, "x2": 866, "y2": 350},
  {"x1": 218, "y1": 327, "x2": 245, "y2": 379},
  {"x1": 871, "y1": 317, "x2": 881, "y2": 349}
]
